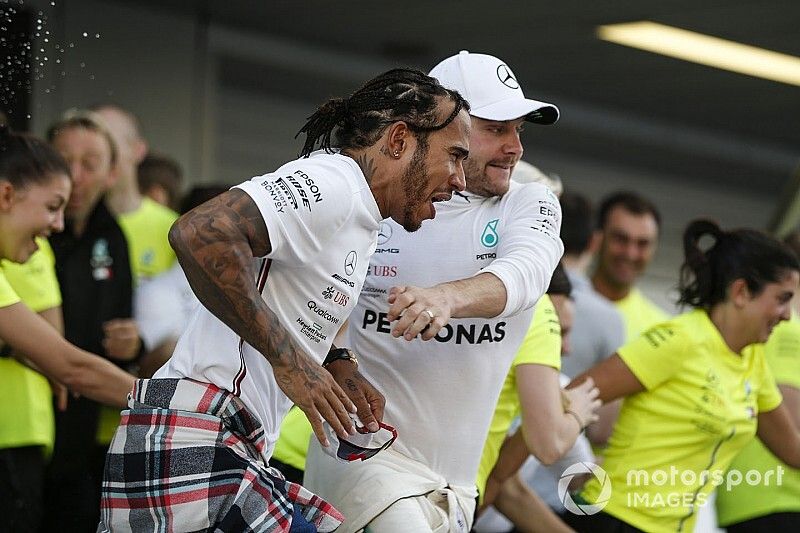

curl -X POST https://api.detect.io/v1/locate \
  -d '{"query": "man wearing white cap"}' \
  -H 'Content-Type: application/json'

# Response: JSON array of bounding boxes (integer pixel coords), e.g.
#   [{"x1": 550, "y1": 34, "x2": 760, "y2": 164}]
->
[{"x1": 304, "y1": 51, "x2": 564, "y2": 532}]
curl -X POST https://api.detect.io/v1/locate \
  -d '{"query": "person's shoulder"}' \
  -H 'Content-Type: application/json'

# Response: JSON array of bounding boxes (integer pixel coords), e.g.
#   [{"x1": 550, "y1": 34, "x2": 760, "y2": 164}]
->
[
  {"x1": 261, "y1": 152, "x2": 364, "y2": 212},
  {"x1": 501, "y1": 180, "x2": 558, "y2": 207},
  {"x1": 275, "y1": 152, "x2": 363, "y2": 190},
  {"x1": 578, "y1": 284, "x2": 621, "y2": 316}
]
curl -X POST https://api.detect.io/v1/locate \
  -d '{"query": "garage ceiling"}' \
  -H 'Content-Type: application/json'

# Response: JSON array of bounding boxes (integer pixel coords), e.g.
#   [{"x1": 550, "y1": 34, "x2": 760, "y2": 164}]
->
[{"x1": 130, "y1": 0, "x2": 800, "y2": 197}]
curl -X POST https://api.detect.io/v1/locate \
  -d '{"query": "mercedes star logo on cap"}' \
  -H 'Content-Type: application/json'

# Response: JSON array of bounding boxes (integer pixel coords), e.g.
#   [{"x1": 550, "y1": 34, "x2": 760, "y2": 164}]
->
[{"x1": 496, "y1": 64, "x2": 519, "y2": 89}]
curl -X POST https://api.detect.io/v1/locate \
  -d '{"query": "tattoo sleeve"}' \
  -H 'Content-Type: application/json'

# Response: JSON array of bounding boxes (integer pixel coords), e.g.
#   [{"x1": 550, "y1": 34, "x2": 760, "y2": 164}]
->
[{"x1": 169, "y1": 189, "x2": 314, "y2": 374}]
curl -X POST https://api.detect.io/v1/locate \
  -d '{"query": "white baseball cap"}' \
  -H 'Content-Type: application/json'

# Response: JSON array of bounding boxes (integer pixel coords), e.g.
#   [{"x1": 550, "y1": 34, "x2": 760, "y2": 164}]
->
[{"x1": 429, "y1": 50, "x2": 559, "y2": 125}]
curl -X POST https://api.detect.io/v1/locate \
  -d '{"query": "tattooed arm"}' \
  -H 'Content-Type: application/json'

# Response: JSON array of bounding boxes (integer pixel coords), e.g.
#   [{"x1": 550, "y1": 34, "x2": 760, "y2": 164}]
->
[{"x1": 168, "y1": 188, "x2": 355, "y2": 444}]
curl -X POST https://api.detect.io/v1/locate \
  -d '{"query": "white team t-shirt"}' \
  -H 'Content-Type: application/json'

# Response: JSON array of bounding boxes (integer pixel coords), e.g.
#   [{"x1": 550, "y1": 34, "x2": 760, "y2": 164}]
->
[
  {"x1": 323, "y1": 182, "x2": 563, "y2": 486},
  {"x1": 155, "y1": 151, "x2": 382, "y2": 459}
]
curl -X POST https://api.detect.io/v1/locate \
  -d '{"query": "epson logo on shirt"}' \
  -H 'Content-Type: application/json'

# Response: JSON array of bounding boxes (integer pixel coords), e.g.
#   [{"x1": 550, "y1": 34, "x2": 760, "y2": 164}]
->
[
  {"x1": 293, "y1": 170, "x2": 323, "y2": 204},
  {"x1": 362, "y1": 310, "x2": 506, "y2": 345}
]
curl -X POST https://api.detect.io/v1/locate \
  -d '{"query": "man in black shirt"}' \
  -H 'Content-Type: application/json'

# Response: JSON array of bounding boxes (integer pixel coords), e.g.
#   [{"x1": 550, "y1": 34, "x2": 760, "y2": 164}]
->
[{"x1": 44, "y1": 111, "x2": 138, "y2": 533}]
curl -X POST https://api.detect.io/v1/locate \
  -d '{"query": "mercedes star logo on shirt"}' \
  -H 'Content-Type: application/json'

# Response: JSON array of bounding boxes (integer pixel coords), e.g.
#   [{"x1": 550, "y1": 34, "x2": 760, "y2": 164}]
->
[
  {"x1": 377, "y1": 222, "x2": 392, "y2": 245},
  {"x1": 344, "y1": 251, "x2": 357, "y2": 276},
  {"x1": 496, "y1": 64, "x2": 519, "y2": 89}
]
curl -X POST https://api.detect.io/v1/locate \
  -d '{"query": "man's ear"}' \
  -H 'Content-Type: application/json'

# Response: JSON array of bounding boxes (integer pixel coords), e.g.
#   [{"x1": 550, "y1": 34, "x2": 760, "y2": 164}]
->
[{"x1": 385, "y1": 121, "x2": 411, "y2": 159}]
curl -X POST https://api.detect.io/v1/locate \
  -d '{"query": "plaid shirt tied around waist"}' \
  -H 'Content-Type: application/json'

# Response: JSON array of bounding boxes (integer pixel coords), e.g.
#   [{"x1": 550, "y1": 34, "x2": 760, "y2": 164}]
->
[{"x1": 98, "y1": 378, "x2": 343, "y2": 532}]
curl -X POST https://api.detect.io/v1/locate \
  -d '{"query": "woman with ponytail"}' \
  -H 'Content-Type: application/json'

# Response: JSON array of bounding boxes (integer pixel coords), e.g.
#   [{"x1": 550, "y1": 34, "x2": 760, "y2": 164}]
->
[
  {"x1": 0, "y1": 125, "x2": 135, "y2": 406},
  {"x1": 562, "y1": 218, "x2": 800, "y2": 533}
]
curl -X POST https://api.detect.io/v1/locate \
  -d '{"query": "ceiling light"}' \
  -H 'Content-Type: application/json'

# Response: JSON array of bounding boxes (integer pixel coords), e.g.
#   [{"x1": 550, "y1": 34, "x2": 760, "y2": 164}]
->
[{"x1": 597, "y1": 21, "x2": 800, "y2": 86}]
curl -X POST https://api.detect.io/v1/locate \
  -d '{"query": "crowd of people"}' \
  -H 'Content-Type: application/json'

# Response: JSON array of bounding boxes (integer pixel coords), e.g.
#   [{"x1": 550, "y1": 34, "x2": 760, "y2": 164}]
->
[{"x1": 0, "y1": 49, "x2": 798, "y2": 533}]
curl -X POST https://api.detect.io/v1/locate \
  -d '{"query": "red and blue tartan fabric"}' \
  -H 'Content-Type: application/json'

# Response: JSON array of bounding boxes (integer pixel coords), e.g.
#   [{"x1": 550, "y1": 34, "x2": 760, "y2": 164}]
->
[{"x1": 98, "y1": 378, "x2": 343, "y2": 532}]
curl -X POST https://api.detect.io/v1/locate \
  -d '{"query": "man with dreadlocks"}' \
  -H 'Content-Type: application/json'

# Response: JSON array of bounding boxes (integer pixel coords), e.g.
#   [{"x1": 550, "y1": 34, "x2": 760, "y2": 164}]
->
[
  {"x1": 97, "y1": 68, "x2": 470, "y2": 532},
  {"x1": 304, "y1": 51, "x2": 564, "y2": 532}
]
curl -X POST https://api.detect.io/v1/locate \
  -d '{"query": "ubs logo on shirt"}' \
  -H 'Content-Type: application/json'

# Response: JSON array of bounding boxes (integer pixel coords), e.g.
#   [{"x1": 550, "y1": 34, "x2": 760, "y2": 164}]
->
[
  {"x1": 368, "y1": 265, "x2": 397, "y2": 277},
  {"x1": 322, "y1": 286, "x2": 349, "y2": 307}
]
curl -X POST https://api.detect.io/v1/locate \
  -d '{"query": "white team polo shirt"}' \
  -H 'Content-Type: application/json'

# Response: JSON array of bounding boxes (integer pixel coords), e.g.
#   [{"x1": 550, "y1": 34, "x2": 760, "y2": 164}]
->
[
  {"x1": 156, "y1": 151, "x2": 381, "y2": 459},
  {"x1": 326, "y1": 181, "x2": 563, "y2": 487}
]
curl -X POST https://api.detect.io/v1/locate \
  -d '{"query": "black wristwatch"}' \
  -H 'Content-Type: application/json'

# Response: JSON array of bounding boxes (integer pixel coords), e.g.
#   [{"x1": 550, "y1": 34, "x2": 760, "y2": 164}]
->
[{"x1": 323, "y1": 347, "x2": 358, "y2": 369}]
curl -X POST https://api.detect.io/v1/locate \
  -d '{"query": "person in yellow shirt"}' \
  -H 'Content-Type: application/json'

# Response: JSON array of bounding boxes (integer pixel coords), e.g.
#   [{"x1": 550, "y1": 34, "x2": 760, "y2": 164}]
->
[
  {"x1": 477, "y1": 269, "x2": 599, "y2": 502},
  {"x1": 564, "y1": 219, "x2": 800, "y2": 533},
  {"x1": 591, "y1": 191, "x2": 668, "y2": 341},
  {"x1": 715, "y1": 230, "x2": 800, "y2": 531},
  {"x1": 0, "y1": 126, "x2": 134, "y2": 403},
  {"x1": 0, "y1": 239, "x2": 62, "y2": 532}
]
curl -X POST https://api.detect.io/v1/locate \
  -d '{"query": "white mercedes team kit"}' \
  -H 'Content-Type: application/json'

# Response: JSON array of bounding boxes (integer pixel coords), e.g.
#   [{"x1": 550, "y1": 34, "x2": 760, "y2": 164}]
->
[
  {"x1": 305, "y1": 181, "x2": 564, "y2": 531},
  {"x1": 155, "y1": 150, "x2": 382, "y2": 460}
]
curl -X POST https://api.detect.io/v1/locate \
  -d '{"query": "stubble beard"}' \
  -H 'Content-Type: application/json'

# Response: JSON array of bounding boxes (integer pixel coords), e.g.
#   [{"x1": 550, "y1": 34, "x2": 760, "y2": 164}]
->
[{"x1": 400, "y1": 140, "x2": 430, "y2": 233}]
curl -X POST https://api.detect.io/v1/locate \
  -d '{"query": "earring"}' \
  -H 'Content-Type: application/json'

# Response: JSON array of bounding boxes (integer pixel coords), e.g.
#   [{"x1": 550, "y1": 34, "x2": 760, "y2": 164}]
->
[{"x1": 393, "y1": 150, "x2": 400, "y2": 157}]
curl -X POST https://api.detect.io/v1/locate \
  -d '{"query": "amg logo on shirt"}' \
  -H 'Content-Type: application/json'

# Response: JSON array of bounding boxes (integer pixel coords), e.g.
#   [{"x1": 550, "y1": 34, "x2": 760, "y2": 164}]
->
[{"x1": 362, "y1": 310, "x2": 506, "y2": 345}]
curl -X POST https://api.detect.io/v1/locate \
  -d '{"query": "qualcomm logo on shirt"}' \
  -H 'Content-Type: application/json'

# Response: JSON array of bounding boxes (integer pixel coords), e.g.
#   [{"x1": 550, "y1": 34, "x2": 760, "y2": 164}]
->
[{"x1": 481, "y1": 219, "x2": 499, "y2": 247}]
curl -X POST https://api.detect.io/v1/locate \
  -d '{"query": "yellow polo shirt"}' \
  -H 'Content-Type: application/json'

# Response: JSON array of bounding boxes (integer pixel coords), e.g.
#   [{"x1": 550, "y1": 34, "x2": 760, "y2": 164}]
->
[
  {"x1": 580, "y1": 309, "x2": 782, "y2": 533},
  {"x1": 716, "y1": 318, "x2": 800, "y2": 525},
  {"x1": 0, "y1": 239, "x2": 61, "y2": 451},
  {"x1": 615, "y1": 288, "x2": 669, "y2": 341},
  {"x1": 476, "y1": 295, "x2": 562, "y2": 498},
  {"x1": 116, "y1": 197, "x2": 178, "y2": 282}
]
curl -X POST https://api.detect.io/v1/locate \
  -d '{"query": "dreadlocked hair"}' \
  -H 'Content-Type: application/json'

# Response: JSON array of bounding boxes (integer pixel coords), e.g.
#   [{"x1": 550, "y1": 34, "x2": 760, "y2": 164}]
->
[{"x1": 296, "y1": 68, "x2": 469, "y2": 157}]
